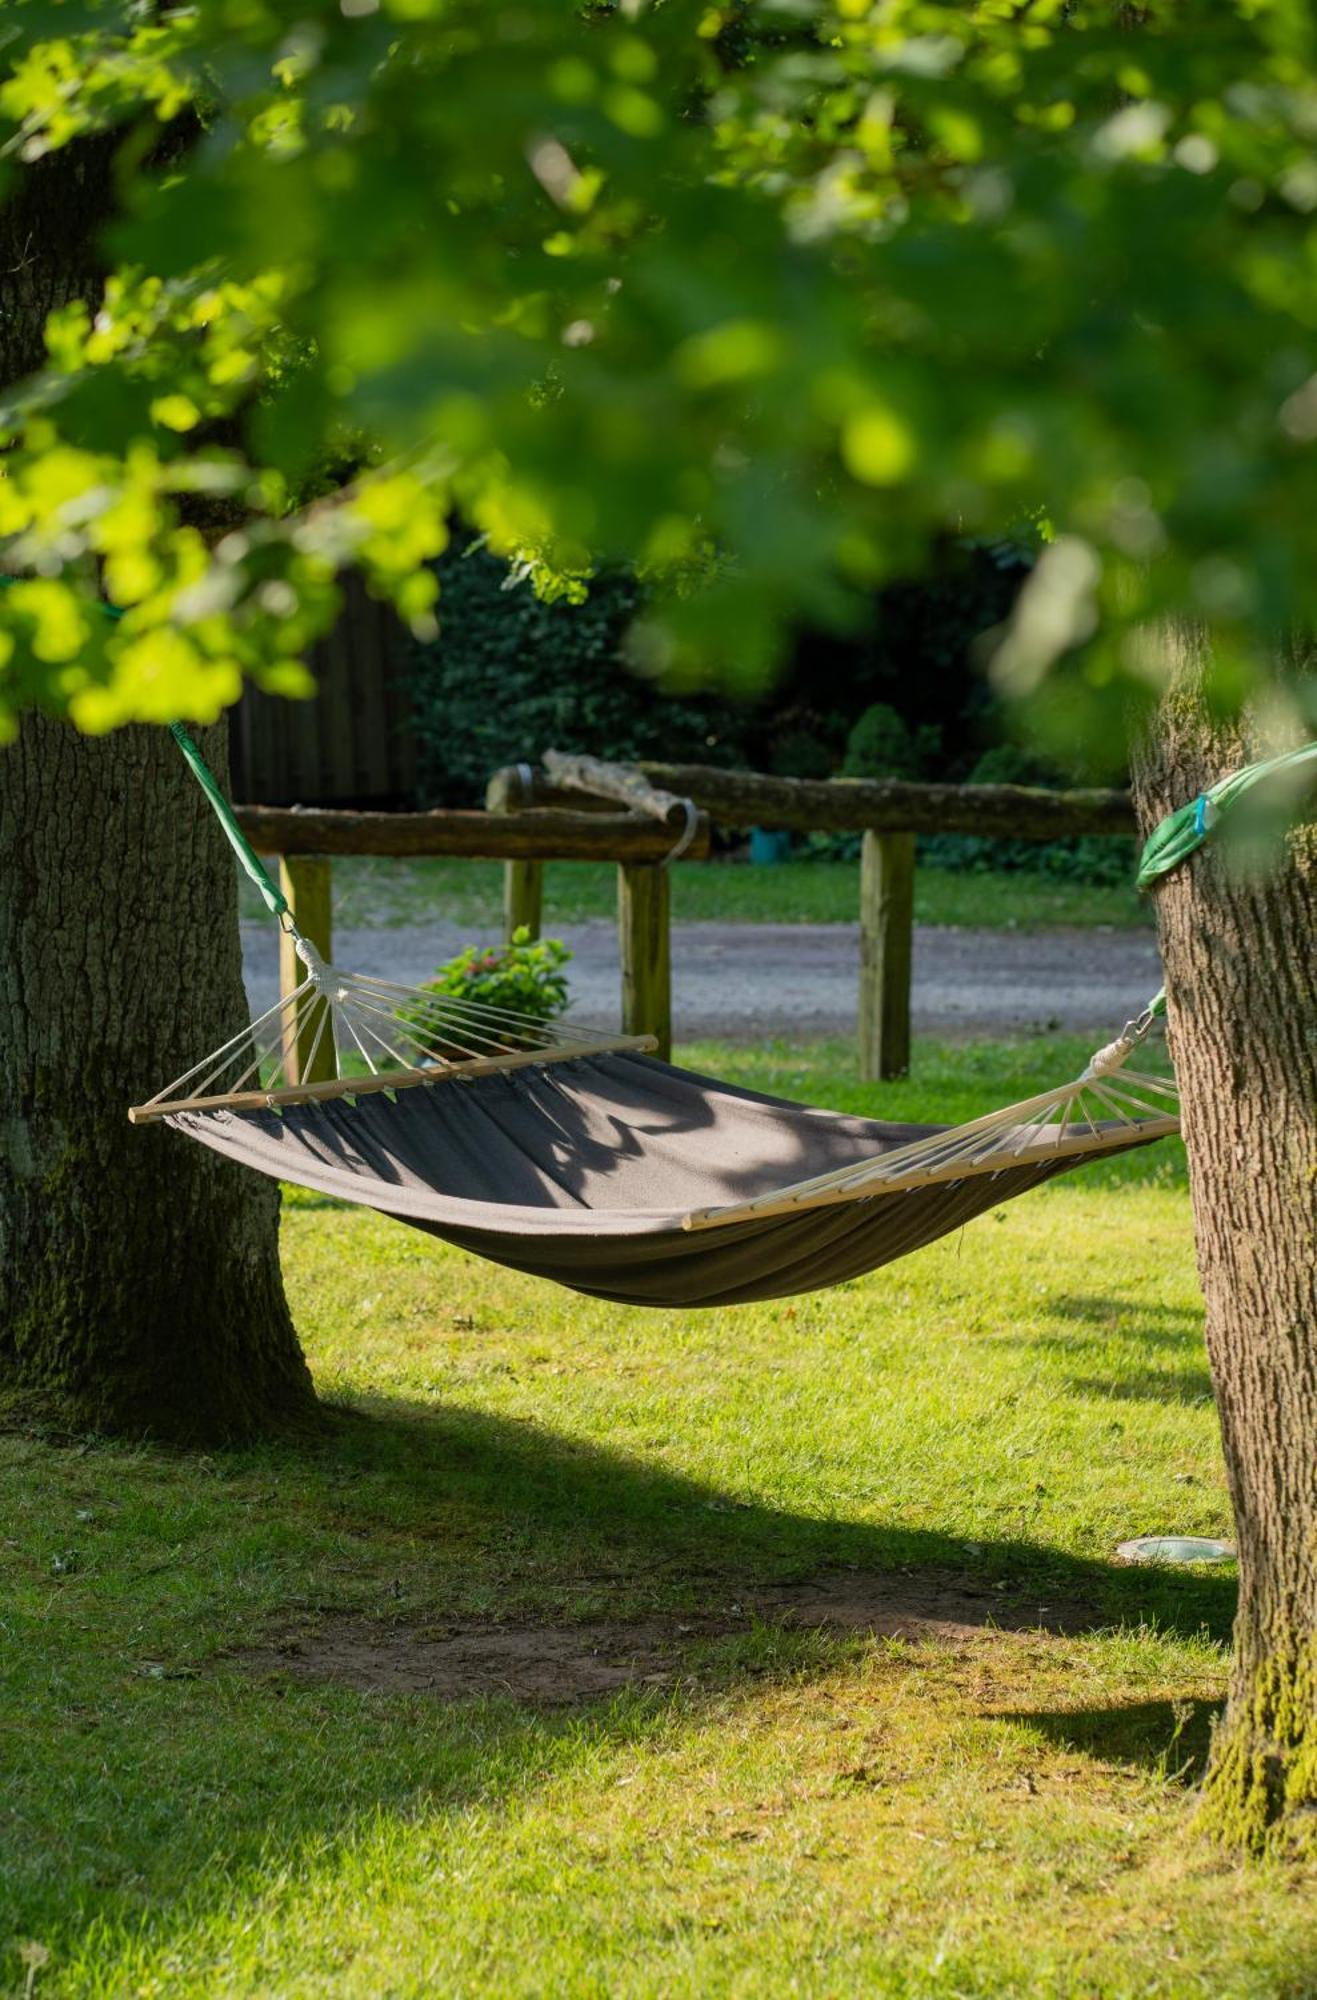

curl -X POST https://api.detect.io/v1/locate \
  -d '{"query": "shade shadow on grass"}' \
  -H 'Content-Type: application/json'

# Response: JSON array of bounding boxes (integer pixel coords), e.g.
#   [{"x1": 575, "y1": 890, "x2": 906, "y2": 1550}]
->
[
  {"x1": 1047, "y1": 1294, "x2": 1204, "y2": 1348},
  {"x1": 1067, "y1": 1368, "x2": 1215, "y2": 1407},
  {"x1": 3, "y1": 1394, "x2": 1238, "y2": 1981},
  {"x1": 298, "y1": 1392, "x2": 1237, "y2": 1639},
  {"x1": 1002, "y1": 1695, "x2": 1220, "y2": 1784}
]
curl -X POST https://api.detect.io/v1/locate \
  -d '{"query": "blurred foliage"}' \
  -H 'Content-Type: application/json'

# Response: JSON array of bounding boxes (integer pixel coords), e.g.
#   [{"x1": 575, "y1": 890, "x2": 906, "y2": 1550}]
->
[{"x1": 2, "y1": 1, "x2": 1317, "y2": 744}]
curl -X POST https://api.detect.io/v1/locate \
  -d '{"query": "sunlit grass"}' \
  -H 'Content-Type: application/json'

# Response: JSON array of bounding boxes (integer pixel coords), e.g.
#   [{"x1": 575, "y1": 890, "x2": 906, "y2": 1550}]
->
[{"x1": 3, "y1": 1037, "x2": 1311, "y2": 1997}]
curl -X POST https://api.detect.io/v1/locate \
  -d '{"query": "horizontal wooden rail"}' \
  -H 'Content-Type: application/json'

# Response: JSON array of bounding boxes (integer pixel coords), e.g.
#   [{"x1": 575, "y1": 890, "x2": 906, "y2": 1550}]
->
[
  {"x1": 234, "y1": 804, "x2": 710, "y2": 864},
  {"x1": 631, "y1": 761, "x2": 1135, "y2": 839},
  {"x1": 236, "y1": 795, "x2": 705, "y2": 1066}
]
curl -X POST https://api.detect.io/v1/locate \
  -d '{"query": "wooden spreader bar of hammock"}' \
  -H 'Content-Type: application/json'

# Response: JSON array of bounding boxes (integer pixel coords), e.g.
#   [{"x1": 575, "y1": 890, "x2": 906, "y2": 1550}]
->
[
  {"x1": 128, "y1": 1033, "x2": 659, "y2": 1123},
  {"x1": 681, "y1": 1111, "x2": 1180, "y2": 1229}
]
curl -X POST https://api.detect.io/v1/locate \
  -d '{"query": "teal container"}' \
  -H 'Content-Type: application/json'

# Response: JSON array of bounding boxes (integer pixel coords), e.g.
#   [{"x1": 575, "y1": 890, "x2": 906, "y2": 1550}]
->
[{"x1": 749, "y1": 827, "x2": 792, "y2": 865}]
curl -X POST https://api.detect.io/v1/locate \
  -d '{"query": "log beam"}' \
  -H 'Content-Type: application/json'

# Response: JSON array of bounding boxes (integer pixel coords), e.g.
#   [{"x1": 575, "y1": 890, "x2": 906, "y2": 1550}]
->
[
  {"x1": 236, "y1": 804, "x2": 711, "y2": 863},
  {"x1": 632, "y1": 762, "x2": 1134, "y2": 839},
  {"x1": 486, "y1": 766, "x2": 619, "y2": 815}
]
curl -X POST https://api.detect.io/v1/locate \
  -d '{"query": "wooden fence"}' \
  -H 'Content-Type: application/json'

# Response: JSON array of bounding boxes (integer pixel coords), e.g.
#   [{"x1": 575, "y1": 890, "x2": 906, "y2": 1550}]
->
[
  {"x1": 488, "y1": 753, "x2": 1138, "y2": 1080},
  {"x1": 234, "y1": 795, "x2": 710, "y2": 1060},
  {"x1": 235, "y1": 755, "x2": 1136, "y2": 1079}
]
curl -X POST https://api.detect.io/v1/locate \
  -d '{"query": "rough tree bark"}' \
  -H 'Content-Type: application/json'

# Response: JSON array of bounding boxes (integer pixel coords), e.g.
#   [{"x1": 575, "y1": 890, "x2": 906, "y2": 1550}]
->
[
  {"x1": 0, "y1": 720, "x2": 315, "y2": 1440},
  {"x1": 1133, "y1": 635, "x2": 1317, "y2": 1857},
  {"x1": 0, "y1": 135, "x2": 314, "y2": 1442}
]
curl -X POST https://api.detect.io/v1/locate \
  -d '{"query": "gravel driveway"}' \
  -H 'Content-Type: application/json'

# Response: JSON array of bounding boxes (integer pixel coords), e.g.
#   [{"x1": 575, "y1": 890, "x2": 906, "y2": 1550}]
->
[{"x1": 242, "y1": 917, "x2": 1161, "y2": 1042}]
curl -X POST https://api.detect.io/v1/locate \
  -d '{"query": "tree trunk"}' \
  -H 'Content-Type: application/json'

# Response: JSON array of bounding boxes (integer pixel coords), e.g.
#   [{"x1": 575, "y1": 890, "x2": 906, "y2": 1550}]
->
[
  {"x1": 1133, "y1": 637, "x2": 1317, "y2": 1857},
  {"x1": 1, "y1": 132, "x2": 313, "y2": 1443},
  {"x1": 0, "y1": 716, "x2": 315, "y2": 1442}
]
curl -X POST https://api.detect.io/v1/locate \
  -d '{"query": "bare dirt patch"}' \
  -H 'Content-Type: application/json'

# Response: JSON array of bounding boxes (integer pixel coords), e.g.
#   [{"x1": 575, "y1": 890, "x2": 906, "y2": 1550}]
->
[
  {"x1": 225, "y1": 1569, "x2": 1091, "y2": 1705},
  {"x1": 753, "y1": 1568, "x2": 1088, "y2": 1641}
]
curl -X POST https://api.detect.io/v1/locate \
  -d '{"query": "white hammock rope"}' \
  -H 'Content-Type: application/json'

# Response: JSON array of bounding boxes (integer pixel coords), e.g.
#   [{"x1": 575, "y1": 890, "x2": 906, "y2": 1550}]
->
[{"x1": 128, "y1": 939, "x2": 658, "y2": 1123}]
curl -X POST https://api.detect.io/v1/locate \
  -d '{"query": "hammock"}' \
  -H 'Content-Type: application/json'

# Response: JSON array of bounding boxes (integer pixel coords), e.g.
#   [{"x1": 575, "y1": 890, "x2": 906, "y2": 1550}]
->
[{"x1": 127, "y1": 729, "x2": 1181, "y2": 1308}]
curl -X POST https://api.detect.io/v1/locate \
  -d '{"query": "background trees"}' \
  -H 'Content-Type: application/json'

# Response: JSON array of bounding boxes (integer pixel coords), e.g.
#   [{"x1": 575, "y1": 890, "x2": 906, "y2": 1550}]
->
[{"x1": 2, "y1": 0, "x2": 1315, "y2": 1850}]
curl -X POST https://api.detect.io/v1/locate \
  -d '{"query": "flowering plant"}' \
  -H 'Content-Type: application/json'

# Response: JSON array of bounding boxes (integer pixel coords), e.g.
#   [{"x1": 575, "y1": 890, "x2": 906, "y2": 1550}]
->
[{"x1": 416, "y1": 928, "x2": 572, "y2": 1026}]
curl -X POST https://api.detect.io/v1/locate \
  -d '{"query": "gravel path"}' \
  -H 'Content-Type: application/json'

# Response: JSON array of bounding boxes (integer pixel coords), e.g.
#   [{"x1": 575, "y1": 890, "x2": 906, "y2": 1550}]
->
[{"x1": 242, "y1": 918, "x2": 1161, "y2": 1042}]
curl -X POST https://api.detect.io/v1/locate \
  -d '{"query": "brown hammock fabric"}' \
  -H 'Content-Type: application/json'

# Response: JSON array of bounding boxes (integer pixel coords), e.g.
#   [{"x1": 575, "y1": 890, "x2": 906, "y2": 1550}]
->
[{"x1": 169, "y1": 1051, "x2": 1165, "y2": 1308}]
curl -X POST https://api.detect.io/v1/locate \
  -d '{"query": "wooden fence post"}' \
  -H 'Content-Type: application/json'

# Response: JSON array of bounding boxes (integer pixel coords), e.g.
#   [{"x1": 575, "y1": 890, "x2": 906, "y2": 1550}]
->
[
  {"x1": 859, "y1": 830, "x2": 914, "y2": 1082},
  {"x1": 278, "y1": 854, "x2": 336, "y2": 1085},
  {"x1": 485, "y1": 769, "x2": 543, "y2": 941},
  {"x1": 617, "y1": 863, "x2": 672, "y2": 1060}
]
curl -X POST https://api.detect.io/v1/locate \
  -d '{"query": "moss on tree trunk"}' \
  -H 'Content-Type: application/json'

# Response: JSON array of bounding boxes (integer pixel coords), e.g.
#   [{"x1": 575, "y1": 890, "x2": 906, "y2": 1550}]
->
[
  {"x1": 1135, "y1": 638, "x2": 1317, "y2": 1858},
  {"x1": 0, "y1": 716, "x2": 316, "y2": 1443}
]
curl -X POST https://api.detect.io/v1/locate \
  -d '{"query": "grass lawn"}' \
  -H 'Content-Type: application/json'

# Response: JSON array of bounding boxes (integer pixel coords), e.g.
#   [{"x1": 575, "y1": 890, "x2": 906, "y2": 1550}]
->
[
  {"x1": 5, "y1": 1037, "x2": 1313, "y2": 1997},
  {"x1": 244, "y1": 856, "x2": 1151, "y2": 932}
]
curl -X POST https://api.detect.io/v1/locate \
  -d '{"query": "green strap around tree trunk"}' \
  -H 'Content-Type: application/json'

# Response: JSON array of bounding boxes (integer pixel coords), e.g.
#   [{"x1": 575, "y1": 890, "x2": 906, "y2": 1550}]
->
[
  {"x1": 1136, "y1": 741, "x2": 1317, "y2": 890},
  {"x1": 168, "y1": 723, "x2": 290, "y2": 924},
  {"x1": 1134, "y1": 738, "x2": 1317, "y2": 1024}
]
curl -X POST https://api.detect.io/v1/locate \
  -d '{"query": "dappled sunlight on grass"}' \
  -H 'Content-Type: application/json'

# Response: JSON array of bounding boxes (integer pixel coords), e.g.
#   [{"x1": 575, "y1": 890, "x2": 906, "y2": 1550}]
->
[{"x1": 3, "y1": 1040, "x2": 1311, "y2": 1996}]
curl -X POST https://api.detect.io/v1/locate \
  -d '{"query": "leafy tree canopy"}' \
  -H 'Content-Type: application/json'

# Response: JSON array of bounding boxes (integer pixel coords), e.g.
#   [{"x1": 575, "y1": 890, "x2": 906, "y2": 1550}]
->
[{"x1": 1, "y1": 0, "x2": 1315, "y2": 745}]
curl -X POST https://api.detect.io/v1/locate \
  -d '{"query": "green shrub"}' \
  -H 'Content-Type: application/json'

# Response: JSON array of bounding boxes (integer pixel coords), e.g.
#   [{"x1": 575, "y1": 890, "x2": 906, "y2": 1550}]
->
[
  {"x1": 799, "y1": 829, "x2": 863, "y2": 863},
  {"x1": 402, "y1": 535, "x2": 1039, "y2": 809},
  {"x1": 421, "y1": 928, "x2": 572, "y2": 1022},
  {"x1": 401, "y1": 534, "x2": 1038, "y2": 810},
  {"x1": 398, "y1": 929, "x2": 573, "y2": 1054},
  {"x1": 769, "y1": 727, "x2": 835, "y2": 781},
  {"x1": 962, "y1": 743, "x2": 1056, "y2": 788},
  {"x1": 405, "y1": 538, "x2": 746, "y2": 805},
  {"x1": 842, "y1": 702, "x2": 941, "y2": 781}
]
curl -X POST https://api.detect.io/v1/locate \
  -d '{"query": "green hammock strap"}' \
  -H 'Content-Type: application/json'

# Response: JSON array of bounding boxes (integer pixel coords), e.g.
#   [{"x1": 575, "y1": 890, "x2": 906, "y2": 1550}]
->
[
  {"x1": 1135, "y1": 738, "x2": 1317, "y2": 1025},
  {"x1": 1136, "y1": 741, "x2": 1317, "y2": 891},
  {"x1": 168, "y1": 723, "x2": 290, "y2": 925}
]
